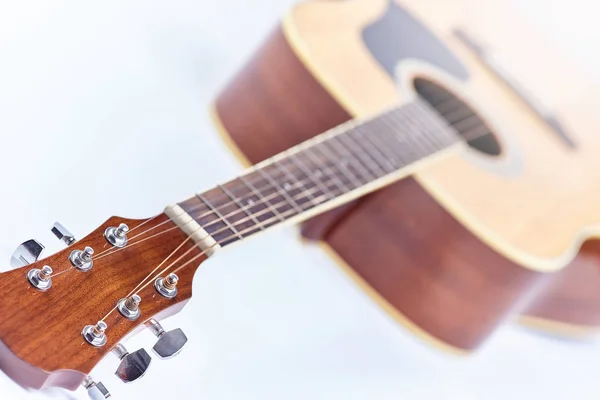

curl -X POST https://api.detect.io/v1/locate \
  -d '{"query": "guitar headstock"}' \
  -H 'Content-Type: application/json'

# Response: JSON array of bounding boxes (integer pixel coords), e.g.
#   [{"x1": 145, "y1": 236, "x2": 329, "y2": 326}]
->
[{"x1": 0, "y1": 214, "x2": 206, "y2": 394}]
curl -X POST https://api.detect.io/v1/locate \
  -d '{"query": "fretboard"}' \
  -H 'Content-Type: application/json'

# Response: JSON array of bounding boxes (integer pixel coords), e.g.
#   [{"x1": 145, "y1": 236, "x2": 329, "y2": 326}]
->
[{"x1": 177, "y1": 99, "x2": 460, "y2": 248}]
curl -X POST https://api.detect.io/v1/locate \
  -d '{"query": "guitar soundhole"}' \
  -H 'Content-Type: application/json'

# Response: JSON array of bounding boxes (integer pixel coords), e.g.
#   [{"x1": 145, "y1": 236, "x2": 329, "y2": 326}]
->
[{"x1": 413, "y1": 78, "x2": 502, "y2": 156}]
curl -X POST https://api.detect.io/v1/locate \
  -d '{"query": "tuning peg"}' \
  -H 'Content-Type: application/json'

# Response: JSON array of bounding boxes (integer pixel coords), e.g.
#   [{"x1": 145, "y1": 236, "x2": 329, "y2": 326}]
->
[
  {"x1": 82, "y1": 376, "x2": 111, "y2": 399},
  {"x1": 10, "y1": 239, "x2": 45, "y2": 268},
  {"x1": 51, "y1": 222, "x2": 76, "y2": 246},
  {"x1": 112, "y1": 344, "x2": 152, "y2": 383},
  {"x1": 105, "y1": 223, "x2": 129, "y2": 248},
  {"x1": 146, "y1": 319, "x2": 188, "y2": 359}
]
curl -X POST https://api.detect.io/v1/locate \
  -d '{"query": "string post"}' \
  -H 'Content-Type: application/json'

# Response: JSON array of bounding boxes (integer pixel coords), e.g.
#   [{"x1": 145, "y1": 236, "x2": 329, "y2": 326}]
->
[
  {"x1": 154, "y1": 273, "x2": 179, "y2": 299},
  {"x1": 105, "y1": 223, "x2": 130, "y2": 248},
  {"x1": 164, "y1": 274, "x2": 178, "y2": 290},
  {"x1": 82, "y1": 321, "x2": 108, "y2": 347},
  {"x1": 117, "y1": 294, "x2": 142, "y2": 321},
  {"x1": 27, "y1": 265, "x2": 53, "y2": 292},
  {"x1": 70, "y1": 246, "x2": 94, "y2": 271}
]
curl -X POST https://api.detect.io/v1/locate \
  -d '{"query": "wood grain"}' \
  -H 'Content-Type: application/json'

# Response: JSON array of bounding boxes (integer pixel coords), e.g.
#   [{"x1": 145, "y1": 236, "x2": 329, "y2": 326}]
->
[
  {"x1": 286, "y1": 0, "x2": 600, "y2": 272},
  {"x1": 213, "y1": 25, "x2": 600, "y2": 350},
  {"x1": 0, "y1": 214, "x2": 205, "y2": 390}
]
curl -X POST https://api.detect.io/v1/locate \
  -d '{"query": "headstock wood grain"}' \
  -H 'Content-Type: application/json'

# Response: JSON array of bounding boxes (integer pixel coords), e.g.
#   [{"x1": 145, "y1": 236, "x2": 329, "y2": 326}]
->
[{"x1": 0, "y1": 214, "x2": 207, "y2": 391}]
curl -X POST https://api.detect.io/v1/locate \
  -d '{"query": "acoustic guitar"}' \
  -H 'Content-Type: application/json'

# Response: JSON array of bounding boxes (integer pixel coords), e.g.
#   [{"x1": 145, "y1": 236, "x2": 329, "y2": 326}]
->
[{"x1": 0, "y1": 0, "x2": 599, "y2": 398}]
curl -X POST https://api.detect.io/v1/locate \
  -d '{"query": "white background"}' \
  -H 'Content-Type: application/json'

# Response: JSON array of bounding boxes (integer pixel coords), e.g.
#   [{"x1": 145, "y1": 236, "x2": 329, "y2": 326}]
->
[{"x1": 0, "y1": 0, "x2": 599, "y2": 399}]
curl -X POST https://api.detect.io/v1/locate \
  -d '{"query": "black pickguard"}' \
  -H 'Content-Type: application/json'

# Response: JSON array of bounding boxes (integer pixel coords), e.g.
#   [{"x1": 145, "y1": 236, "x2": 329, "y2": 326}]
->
[
  {"x1": 361, "y1": 1, "x2": 576, "y2": 148},
  {"x1": 362, "y1": 1, "x2": 469, "y2": 82}
]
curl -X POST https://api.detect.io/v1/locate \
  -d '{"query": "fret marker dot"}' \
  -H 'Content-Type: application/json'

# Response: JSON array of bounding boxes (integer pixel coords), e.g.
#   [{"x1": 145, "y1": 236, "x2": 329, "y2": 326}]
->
[
  {"x1": 283, "y1": 182, "x2": 292, "y2": 191},
  {"x1": 313, "y1": 169, "x2": 323, "y2": 178},
  {"x1": 247, "y1": 199, "x2": 255, "y2": 206}
]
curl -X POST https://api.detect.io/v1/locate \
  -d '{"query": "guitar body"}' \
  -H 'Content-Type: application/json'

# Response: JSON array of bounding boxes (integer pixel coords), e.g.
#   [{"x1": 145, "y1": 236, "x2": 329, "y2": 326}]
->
[{"x1": 213, "y1": 0, "x2": 600, "y2": 351}]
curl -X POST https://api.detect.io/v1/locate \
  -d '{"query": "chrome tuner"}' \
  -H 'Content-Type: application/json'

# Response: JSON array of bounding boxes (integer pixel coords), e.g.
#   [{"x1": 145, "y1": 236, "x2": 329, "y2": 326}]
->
[
  {"x1": 117, "y1": 294, "x2": 141, "y2": 320},
  {"x1": 70, "y1": 246, "x2": 94, "y2": 271},
  {"x1": 105, "y1": 223, "x2": 129, "y2": 248},
  {"x1": 10, "y1": 239, "x2": 44, "y2": 268},
  {"x1": 51, "y1": 222, "x2": 76, "y2": 246},
  {"x1": 146, "y1": 319, "x2": 188, "y2": 359},
  {"x1": 82, "y1": 321, "x2": 108, "y2": 347},
  {"x1": 154, "y1": 273, "x2": 179, "y2": 299},
  {"x1": 27, "y1": 266, "x2": 53, "y2": 291},
  {"x1": 112, "y1": 344, "x2": 152, "y2": 383},
  {"x1": 82, "y1": 376, "x2": 111, "y2": 399}
]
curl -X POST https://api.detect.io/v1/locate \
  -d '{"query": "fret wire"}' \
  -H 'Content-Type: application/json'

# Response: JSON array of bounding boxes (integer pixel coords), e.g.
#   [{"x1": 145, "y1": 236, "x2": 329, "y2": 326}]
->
[
  {"x1": 218, "y1": 184, "x2": 265, "y2": 232},
  {"x1": 385, "y1": 105, "x2": 430, "y2": 159},
  {"x1": 335, "y1": 128, "x2": 388, "y2": 178},
  {"x1": 310, "y1": 138, "x2": 367, "y2": 189},
  {"x1": 352, "y1": 112, "x2": 406, "y2": 170},
  {"x1": 176, "y1": 100, "x2": 468, "y2": 250},
  {"x1": 272, "y1": 158, "x2": 320, "y2": 207},
  {"x1": 349, "y1": 125, "x2": 395, "y2": 172},
  {"x1": 380, "y1": 108, "x2": 419, "y2": 166},
  {"x1": 379, "y1": 112, "x2": 417, "y2": 165},
  {"x1": 256, "y1": 167, "x2": 305, "y2": 213},
  {"x1": 198, "y1": 176, "x2": 350, "y2": 247},
  {"x1": 288, "y1": 181, "x2": 339, "y2": 205},
  {"x1": 351, "y1": 119, "x2": 398, "y2": 171},
  {"x1": 406, "y1": 101, "x2": 446, "y2": 151},
  {"x1": 357, "y1": 119, "x2": 403, "y2": 170},
  {"x1": 322, "y1": 123, "x2": 383, "y2": 180},
  {"x1": 288, "y1": 152, "x2": 338, "y2": 202},
  {"x1": 302, "y1": 146, "x2": 355, "y2": 193},
  {"x1": 189, "y1": 185, "x2": 330, "y2": 243},
  {"x1": 185, "y1": 150, "x2": 356, "y2": 227},
  {"x1": 245, "y1": 159, "x2": 338, "y2": 211},
  {"x1": 238, "y1": 175, "x2": 286, "y2": 223},
  {"x1": 383, "y1": 110, "x2": 415, "y2": 164},
  {"x1": 324, "y1": 135, "x2": 379, "y2": 181},
  {"x1": 197, "y1": 193, "x2": 244, "y2": 240},
  {"x1": 395, "y1": 103, "x2": 432, "y2": 155},
  {"x1": 363, "y1": 109, "x2": 411, "y2": 168}
]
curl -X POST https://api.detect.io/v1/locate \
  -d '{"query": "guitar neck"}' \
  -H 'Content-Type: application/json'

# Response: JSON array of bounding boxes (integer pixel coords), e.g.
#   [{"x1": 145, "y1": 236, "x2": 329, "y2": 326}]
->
[{"x1": 169, "y1": 98, "x2": 461, "y2": 252}]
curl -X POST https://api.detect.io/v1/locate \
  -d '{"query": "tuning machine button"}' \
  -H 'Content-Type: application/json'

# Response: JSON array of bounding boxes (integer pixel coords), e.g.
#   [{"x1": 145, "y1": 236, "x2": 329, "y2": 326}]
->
[
  {"x1": 70, "y1": 246, "x2": 94, "y2": 271},
  {"x1": 51, "y1": 222, "x2": 76, "y2": 246},
  {"x1": 27, "y1": 266, "x2": 53, "y2": 291},
  {"x1": 146, "y1": 319, "x2": 188, "y2": 359},
  {"x1": 112, "y1": 344, "x2": 152, "y2": 383},
  {"x1": 10, "y1": 239, "x2": 45, "y2": 268},
  {"x1": 82, "y1": 376, "x2": 111, "y2": 399}
]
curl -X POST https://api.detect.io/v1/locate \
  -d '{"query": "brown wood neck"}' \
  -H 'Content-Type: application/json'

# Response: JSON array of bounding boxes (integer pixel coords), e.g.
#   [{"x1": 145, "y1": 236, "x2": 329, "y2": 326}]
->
[{"x1": 178, "y1": 99, "x2": 460, "y2": 248}]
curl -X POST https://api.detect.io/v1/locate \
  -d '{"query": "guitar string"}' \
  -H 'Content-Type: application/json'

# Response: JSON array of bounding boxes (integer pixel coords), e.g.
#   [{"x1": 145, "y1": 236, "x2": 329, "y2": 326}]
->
[
  {"x1": 93, "y1": 216, "x2": 171, "y2": 259},
  {"x1": 97, "y1": 116, "x2": 494, "y2": 324},
  {"x1": 168, "y1": 101, "x2": 487, "y2": 224},
  {"x1": 179, "y1": 99, "x2": 489, "y2": 218},
  {"x1": 99, "y1": 236, "x2": 196, "y2": 322},
  {"x1": 51, "y1": 100, "x2": 489, "y2": 277},
  {"x1": 50, "y1": 96, "x2": 485, "y2": 281},
  {"x1": 96, "y1": 129, "x2": 423, "y2": 321},
  {"x1": 49, "y1": 216, "x2": 166, "y2": 277}
]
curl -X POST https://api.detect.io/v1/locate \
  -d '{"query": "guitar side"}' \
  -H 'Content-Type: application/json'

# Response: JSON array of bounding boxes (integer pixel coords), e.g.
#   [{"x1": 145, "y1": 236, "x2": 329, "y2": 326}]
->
[{"x1": 211, "y1": 0, "x2": 600, "y2": 351}]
